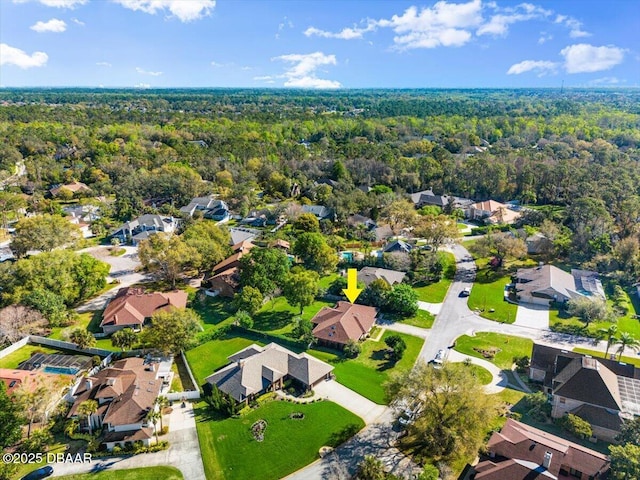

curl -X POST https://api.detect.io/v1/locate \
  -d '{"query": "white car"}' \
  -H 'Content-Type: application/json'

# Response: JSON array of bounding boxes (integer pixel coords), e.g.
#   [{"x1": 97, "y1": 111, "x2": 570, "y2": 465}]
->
[{"x1": 432, "y1": 349, "x2": 445, "y2": 368}]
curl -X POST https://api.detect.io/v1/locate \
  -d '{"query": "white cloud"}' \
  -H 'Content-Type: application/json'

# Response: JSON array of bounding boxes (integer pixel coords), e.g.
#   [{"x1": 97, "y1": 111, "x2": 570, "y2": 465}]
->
[
  {"x1": 113, "y1": 0, "x2": 215, "y2": 22},
  {"x1": 477, "y1": 3, "x2": 551, "y2": 37},
  {"x1": 13, "y1": 0, "x2": 87, "y2": 7},
  {"x1": 30, "y1": 18, "x2": 67, "y2": 33},
  {"x1": 71, "y1": 17, "x2": 85, "y2": 26},
  {"x1": 507, "y1": 60, "x2": 558, "y2": 75},
  {"x1": 378, "y1": 1, "x2": 483, "y2": 49},
  {"x1": 304, "y1": 24, "x2": 376, "y2": 40},
  {"x1": 136, "y1": 67, "x2": 162, "y2": 76},
  {"x1": 590, "y1": 76, "x2": 621, "y2": 85},
  {"x1": 272, "y1": 52, "x2": 341, "y2": 89},
  {"x1": 0, "y1": 43, "x2": 48, "y2": 69},
  {"x1": 561, "y1": 43, "x2": 625, "y2": 73},
  {"x1": 210, "y1": 61, "x2": 226, "y2": 67},
  {"x1": 555, "y1": 15, "x2": 590, "y2": 38},
  {"x1": 538, "y1": 32, "x2": 552, "y2": 44},
  {"x1": 134, "y1": 83, "x2": 151, "y2": 89},
  {"x1": 96, "y1": 61, "x2": 112, "y2": 67}
]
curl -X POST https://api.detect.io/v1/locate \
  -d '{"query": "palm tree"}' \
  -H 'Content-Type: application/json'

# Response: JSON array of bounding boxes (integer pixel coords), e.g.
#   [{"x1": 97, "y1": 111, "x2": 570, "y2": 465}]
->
[
  {"x1": 77, "y1": 399, "x2": 98, "y2": 436},
  {"x1": 146, "y1": 409, "x2": 161, "y2": 444},
  {"x1": 155, "y1": 396, "x2": 170, "y2": 431},
  {"x1": 598, "y1": 325, "x2": 618, "y2": 359},
  {"x1": 615, "y1": 332, "x2": 640, "y2": 361}
]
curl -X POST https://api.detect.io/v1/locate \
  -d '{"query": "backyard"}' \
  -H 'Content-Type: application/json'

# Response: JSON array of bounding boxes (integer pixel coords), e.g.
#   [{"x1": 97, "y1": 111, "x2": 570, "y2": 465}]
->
[
  {"x1": 195, "y1": 400, "x2": 364, "y2": 480},
  {"x1": 308, "y1": 330, "x2": 424, "y2": 404},
  {"x1": 453, "y1": 332, "x2": 533, "y2": 370},
  {"x1": 0, "y1": 344, "x2": 66, "y2": 369},
  {"x1": 252, "y1": 296, "x2": 333, "y2": 336}
]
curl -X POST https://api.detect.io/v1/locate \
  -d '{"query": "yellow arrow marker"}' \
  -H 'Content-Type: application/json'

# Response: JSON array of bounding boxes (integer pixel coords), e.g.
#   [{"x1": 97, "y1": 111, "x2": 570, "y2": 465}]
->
[{"x1": 342, "y1": 268, "x2": 363, "y2": 304}]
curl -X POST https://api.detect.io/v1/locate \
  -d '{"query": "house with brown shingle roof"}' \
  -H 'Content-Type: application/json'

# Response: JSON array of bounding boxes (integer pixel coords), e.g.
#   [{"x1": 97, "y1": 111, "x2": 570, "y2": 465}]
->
[
  {"x1": 67, "y1": 357, "x2": 164, "y2": 450},
  {"x1": 205, "y1": 343, "x2": 333, "y2": 404},
  {"x1": 311, "y1": 301, "x2": 378, "y2": 349},
  {"x1": 463, "y1": 419, "x2": 610, "y2": 480},
  {"x1": 528, "y1": 344, "x2": 640, "y2": 442},
  {"x1": 206, "y1": 240, "x2": 255, "y2": 298},
  {"x1": 100, "y1": 287, "x2": 188, "y2": 334},
  {"x1": 469, "y1": 199, "x2": 521, "y2": 225},
  {"x1": 50, "y1": 181, "x2": 91, "y2": 197}
]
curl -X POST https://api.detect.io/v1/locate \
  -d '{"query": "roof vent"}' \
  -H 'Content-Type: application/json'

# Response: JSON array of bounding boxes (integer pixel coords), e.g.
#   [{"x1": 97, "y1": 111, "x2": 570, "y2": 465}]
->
[{"x1": 542, "y1": 451, "x2": 552, "y2": 469}]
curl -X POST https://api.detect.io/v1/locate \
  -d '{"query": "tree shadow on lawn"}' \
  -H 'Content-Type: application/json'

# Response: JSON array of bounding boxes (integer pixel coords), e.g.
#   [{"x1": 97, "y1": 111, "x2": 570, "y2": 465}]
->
[
  {"x1": 328, "y1": 423, "x2": 362, "y2": 447},
  {"x1": 370, "y1": 349, "x2": 397, "y2": 372},
  {"x1": 86, "y1": 310, "x2": 104, "y2": 333},
  {"x1": 253, "y1": 310, "x2": 294, "y2": 331}
]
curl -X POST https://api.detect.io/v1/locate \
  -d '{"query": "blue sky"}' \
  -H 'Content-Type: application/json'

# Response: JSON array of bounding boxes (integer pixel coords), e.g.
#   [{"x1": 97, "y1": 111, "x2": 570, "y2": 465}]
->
[{"x1": 0, "y1": 0, "x2": 638, "y2": 88}]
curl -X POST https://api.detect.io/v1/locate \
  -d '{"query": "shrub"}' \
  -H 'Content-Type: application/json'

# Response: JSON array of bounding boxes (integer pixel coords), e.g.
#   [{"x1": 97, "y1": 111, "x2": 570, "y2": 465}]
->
[
  {"x1": 111, "y1": 445, "x2": 122, "y2": 455},
  {"x1": 513, "y1": 355, "x2": 530, "y2": 372},
  {"x1": 160, "y1": 426, "x2": 169, "y2": 436},
  {"x1": 344, "y1": 340, "x2": 361, "y2": 358},
  {"x1": 559, "y1": 414, "x2": 592, "y2": 439}
]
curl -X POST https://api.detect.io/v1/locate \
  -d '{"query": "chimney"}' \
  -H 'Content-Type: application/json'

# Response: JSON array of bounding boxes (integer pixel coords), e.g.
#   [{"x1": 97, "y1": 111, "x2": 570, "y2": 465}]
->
[
  {"x1": 542, "y1": 451, "x2": 552, "y2": 469},
  {"x1": 85, "y1": 379, "x2": 93, "y2": 391}
]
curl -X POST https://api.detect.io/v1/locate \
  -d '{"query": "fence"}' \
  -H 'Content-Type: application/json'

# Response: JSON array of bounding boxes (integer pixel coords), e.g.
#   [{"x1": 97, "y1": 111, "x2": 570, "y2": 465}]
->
[
  {"x1": 179, "y1": 350, "x2": 200, "y2": 392},
  {"x1": 0, "y1": 336, "x2": 29, "y2": 360},
  {"x1": 166, "y1": 390, "x2": 200, "y2": 401},
  {"x1": 29, "y1": 335, "x2": 113, "y2": 357}
]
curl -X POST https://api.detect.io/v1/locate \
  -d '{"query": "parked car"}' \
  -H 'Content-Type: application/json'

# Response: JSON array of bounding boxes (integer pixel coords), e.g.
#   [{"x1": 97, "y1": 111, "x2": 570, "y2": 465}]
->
[
  {"x1": 432, "y1": 349, "x2": 445, "y2": 368},
  {"x1": 21, "y1": 466, "x2": 53, "y2": 480},
  {"x1": 459, "y1": 286, "x2": 471, "y2": 297}
]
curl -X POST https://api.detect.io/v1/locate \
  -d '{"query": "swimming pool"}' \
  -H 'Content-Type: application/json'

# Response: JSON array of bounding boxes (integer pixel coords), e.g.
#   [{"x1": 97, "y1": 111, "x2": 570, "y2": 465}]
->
[
  {"x1": 340, "y1": 251, "x2": 354, "y2": 262},
  {"x1": 43, "y1": 365, "x2": 79, "y2": 375}
]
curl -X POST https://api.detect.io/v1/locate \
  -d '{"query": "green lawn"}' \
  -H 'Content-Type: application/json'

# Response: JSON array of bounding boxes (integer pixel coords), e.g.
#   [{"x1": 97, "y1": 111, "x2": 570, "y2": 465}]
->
[
  {"x1": 397, "y1": 309, "x2": 435, "y2": 329},
  {"x1": 448, "y1": 361, "x2": 493, "y2": 385},
  {"x1": 185, "y1": 334, "x2": 265, "y2": 386},
  {"x1": 552, "y1": 285, "x2": 640, "y2": 340},
  {"x1": 0, "y1": 344, "x2": 61, "y2": 369},
  {"x1": 412, "y1": 251, "x2": 456, "y2": 303},
  {"x1": 467, "y1": 270, "x2": 518, "y2": 323},
  {"x1": 454, "y1": 332, "x2": 533, "y2": 370},
  {"x1": 195, "y1": 400, "x2": 364, "y2": 480},
  {"x1": 191, "y1": 296, "x2": 235, "y2": 331},
  {"x1": 573, "y1": 347, "x2": 640, "y2": 366},
  {"x1": 308, "y1": 330, "x2": 424, "y2": 404},
  {"x1": 252, "y1": 296, "x2": 333, "y2": 336},
  {"x1": 54, "y1": 466, "x2": 183, "y2": 480},
  {"x1": 318, "y1": 273, "x2": 340, "y2": 291}
]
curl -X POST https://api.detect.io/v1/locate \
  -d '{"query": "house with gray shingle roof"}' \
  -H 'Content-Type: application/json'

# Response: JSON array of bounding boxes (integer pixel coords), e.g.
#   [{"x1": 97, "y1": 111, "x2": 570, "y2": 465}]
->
[
  {"x1": 357, "y1": 267, "x2": 406, "y2": 287},
  {"x1": 528, "y1": 344, "x2": 640, "y2": 442},
  {"x1": 179, "y1": 195, "x2": 229, "y2": 222},
  {"x1": 513, "y1": 265, "x2": 604, "y2": 306},
  {"x1": 111, "y1": 214, "x2": 178, "y2": 245},
  {"x1": 205, "y1": 343, "x2": 333, "y2": 404}
]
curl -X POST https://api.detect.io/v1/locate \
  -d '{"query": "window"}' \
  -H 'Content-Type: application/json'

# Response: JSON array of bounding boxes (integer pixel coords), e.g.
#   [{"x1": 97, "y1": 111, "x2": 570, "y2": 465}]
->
[
  {"x1": 559, "y1": 397, "x2": 566, "y2": 404},
  {"x1": 569, "y1": 467, "x2": 582, "y2": 478}
]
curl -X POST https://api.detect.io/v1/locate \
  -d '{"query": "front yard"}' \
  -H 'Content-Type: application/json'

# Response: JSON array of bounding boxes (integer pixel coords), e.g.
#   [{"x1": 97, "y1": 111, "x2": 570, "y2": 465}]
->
[
  {"x1": 467, "y1": 271, "x2": 518, "y2": 323},
  {"x1": 308, "y1": 330, "x2": 424, "y2": 404},
  {"x1": 396, "y1": 309, "x2": 435, "y2": 329},
  {"x1": 195, "y1": 400, "x2": 364, "y2": 480},
  {"x1": 453, "y1": 332, "x2": 533, "y2": 370},
  {"x1": 412, "y1": 251, "x2": 456, "y2": 303},
  {"x1": 55, "y1": 466, "x2": 184, "y2": 480}
]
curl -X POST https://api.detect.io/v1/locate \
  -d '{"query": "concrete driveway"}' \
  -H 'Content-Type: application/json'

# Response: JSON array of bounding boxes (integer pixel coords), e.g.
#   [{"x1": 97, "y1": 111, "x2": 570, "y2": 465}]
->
[
  {"x1": 50, "y1": 402, "x2": 205, "y2": 479},
  {"x1": 313, "y1": 379, "x2": 386, "y2": 424},
  {"x1": 417, "y1": 300, "x2": 442, "y2": 315},
  {"x1": 514, "y1": 303, "x2": 550, "y2": 330},
  {"x1": 77, "y1": 246, "x2": 151, "y2": 312}
]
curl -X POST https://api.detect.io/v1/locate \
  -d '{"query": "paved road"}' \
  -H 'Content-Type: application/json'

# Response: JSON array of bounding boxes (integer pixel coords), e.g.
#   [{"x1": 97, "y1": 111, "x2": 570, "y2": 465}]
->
[{"x1": 50, "y1": 402, "x2": 206, "y2": 479}]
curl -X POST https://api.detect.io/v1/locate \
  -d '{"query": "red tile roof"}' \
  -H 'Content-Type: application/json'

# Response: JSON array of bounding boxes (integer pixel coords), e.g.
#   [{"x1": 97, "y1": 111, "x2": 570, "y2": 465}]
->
[
  {"x1": 311, "y1": 301, "x2": 377, "y2": 346},
  {"x1": 100, "y1": 287, "x2": 187, "y2": 328}
]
